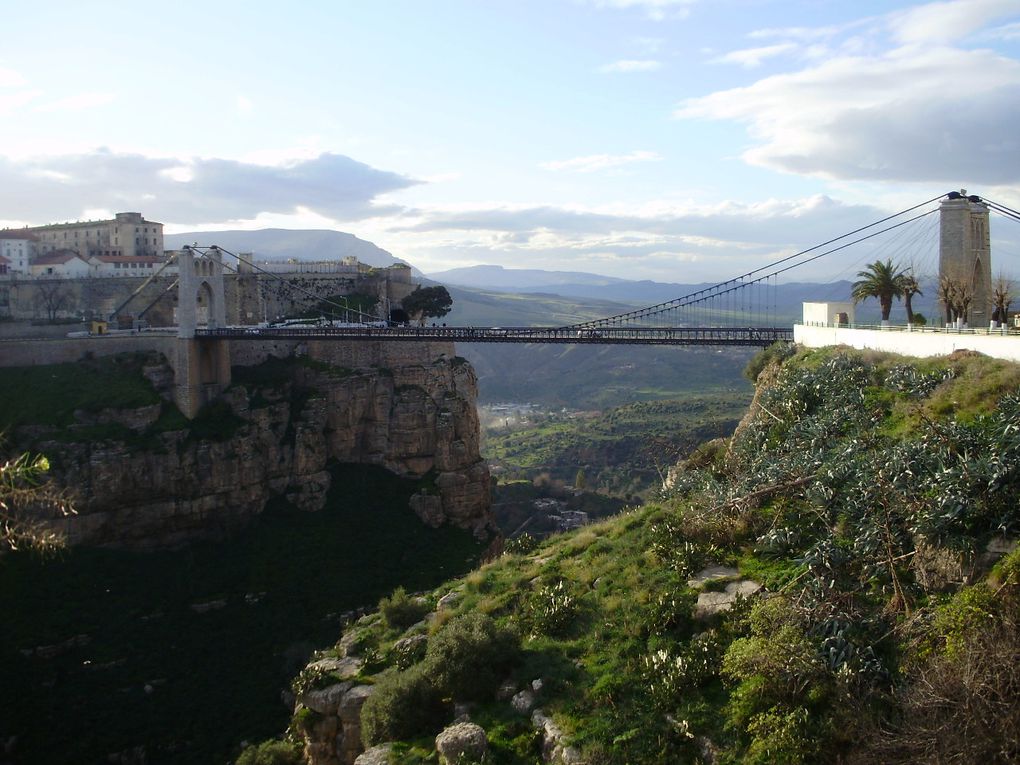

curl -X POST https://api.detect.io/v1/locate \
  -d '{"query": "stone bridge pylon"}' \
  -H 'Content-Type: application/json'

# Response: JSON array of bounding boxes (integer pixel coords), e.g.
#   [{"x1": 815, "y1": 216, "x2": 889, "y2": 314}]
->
[{"x1": 174, "y1": 247, "x2": 231, "y2": 418}]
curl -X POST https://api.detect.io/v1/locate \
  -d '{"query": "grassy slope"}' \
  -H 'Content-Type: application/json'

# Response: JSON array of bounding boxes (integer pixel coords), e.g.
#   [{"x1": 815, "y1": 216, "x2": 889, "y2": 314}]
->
[
  {"x1": 325, "y1": 347, "x2": 1020, "y2": 765},
  {"x1": 0, "y1": 464, "x2": 486, "y2": 765}
]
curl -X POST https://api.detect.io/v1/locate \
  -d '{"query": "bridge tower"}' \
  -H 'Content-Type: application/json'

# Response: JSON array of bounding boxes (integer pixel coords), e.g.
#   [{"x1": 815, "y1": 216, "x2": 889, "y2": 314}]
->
[
  {"x1": 939, "y1": 191, "x2": 992, "y2": 325},
  {"x1": 174, "y1": 248, "x2": 231, "y2": 418}
]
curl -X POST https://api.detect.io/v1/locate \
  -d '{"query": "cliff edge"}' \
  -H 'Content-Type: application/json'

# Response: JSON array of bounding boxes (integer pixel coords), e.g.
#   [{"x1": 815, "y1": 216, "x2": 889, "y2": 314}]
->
[{"x1": 7, "y1": 342, "x2": 492, "y2": 548}]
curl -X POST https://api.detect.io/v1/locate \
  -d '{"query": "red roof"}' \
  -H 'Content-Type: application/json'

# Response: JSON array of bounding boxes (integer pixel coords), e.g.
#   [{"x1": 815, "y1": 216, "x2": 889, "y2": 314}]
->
[
  {"x1": 94, "y1": 255, "x2": 165, "y2": 264},
  {"x1": 0, "y1": 230, "x2": 38, "y2": 241},
  {"x1": 33, "y1": 250, "x2": 87, "y2": 266},
  {"x1": 0, "y1": 254, "x2": 10, "y2": 264}
]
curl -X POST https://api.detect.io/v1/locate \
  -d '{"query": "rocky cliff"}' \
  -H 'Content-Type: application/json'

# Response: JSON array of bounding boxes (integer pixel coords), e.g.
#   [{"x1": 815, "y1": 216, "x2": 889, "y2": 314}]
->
[{"x1": 24, "y1": 343, "x2": 492, "y2": 547}]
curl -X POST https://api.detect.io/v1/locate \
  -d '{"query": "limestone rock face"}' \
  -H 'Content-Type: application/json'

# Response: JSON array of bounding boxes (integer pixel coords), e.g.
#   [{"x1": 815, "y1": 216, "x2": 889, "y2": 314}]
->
[
  {"x1": 31, "y1": 344, "x2": 492, "y2": 548},
  {"x1": 300, "y1": 683, "x2": 376, "y2": 765}
]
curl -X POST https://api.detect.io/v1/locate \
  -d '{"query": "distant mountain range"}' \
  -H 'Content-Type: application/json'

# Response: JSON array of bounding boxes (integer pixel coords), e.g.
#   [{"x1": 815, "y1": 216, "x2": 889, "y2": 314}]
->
[
  {"x1": 164, "y1": 229, "x2": 410, "y2": 269},
  {"x1": 427, "y1": 265, "x2": 630, "y2": 290},
  {"x1": 427, "y1": 264, "x2": 881, "y2": 322}
]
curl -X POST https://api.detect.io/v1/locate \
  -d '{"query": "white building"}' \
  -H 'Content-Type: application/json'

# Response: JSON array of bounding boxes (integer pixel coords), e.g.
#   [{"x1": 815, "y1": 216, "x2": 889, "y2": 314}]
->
[
  {"x1": 30, "y1": 250, "x2": 92, "y2": 278},
  {"x1": 22, "y1": 211, "x2": 164, "y2": 260},
  {"x1": 0, "y1": 231, "x2": 36, "y2": 275},
  {"x1": 90, "y1": 254, "x2": 166, "y2": 277}
]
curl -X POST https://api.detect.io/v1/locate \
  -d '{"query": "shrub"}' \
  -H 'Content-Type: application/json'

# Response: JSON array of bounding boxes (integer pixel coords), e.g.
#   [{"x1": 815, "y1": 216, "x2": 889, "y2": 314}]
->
[
  {"x1": 526, "y1": 581, "x2": 579, "y2": 637},
  {"x1": 744, "y1": 341, "x2": 795, "y2": 383},
  {"x1": 390, "y1": 633, "x2": 428, "y2": 669},
  {"x1": 644, "y1": 635, "x2": 718, "y2": 707},
  {"x1": 423, "y1": 612, "x2": 520, "y2": 701},
  {"x1": 235, "y1": 740, "x2": 302, "y2": 765},
  {"x1": 644, "y1": 586, "x2": 697, "y2": 635},
  {"x1": 745, "y1": 706, "x2": 814, "y2": 765},
  {"x1": 291, "y1": 706, "x2": 321, "y2": 734},
  {"x1": 504, "y1": 532, "x2": 538, "y2": 556},
  {"x1": 360, "y1": 665, "x2": 447, "y2": 747},
  {"x1": 379, "y1": 586, "x2": 429, "y2": 631}
]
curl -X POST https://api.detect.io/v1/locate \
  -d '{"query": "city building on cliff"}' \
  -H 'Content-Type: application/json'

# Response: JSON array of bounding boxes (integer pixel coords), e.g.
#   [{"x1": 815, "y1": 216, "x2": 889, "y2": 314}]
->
[{"x1": 9, "y1": 211, "x2": 164, "y2": 260}]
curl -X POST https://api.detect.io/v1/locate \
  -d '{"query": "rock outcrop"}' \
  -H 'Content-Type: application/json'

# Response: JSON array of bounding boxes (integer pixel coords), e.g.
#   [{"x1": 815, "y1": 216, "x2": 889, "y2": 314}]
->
[{"x1": 26, "y1": 343, "x2": 492, "y2": 547}]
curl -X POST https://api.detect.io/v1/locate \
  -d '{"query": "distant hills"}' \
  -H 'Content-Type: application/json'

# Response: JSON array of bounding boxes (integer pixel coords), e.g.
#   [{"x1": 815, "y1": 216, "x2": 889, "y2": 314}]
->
[
  {"x1": 428, "y1": 264, "x2": 629, "y2": 290},
  {"x1": 164, "y1": 228, "x2": 410, "y2": 269},
  {"x1": 427, "y1": 264, "x2": 869, "y2": 318}
]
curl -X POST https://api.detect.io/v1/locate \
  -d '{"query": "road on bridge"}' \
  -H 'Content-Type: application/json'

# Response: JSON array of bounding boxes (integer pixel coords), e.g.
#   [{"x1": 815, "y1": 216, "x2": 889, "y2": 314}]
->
[{"x1": 196, "y1": 325, "x2": 793, "y2": 347}]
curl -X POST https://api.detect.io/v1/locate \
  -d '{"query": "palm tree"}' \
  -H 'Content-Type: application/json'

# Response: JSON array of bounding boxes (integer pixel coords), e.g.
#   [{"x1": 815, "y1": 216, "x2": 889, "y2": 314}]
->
[
  {"x1": 897, "y1": 272, "x2": 923, "y2": 325},
  {"x1": 852, "y1": 260, "x2": 902, "y2": 322}
]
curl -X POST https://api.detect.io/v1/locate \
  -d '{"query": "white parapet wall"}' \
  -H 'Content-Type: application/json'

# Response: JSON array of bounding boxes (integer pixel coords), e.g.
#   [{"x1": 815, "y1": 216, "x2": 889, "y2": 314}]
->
[{"x1": 795, "y1": 323, "x2": 1020, "y2": 363}]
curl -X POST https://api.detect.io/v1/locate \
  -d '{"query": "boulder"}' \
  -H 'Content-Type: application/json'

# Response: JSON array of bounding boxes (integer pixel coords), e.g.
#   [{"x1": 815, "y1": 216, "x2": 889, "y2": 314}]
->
[
  {"x1": 435, "y1": 722, "x2": 488, "y2": 765},
  {"x1": 354, "y1": 744, "x2": 392, "y2": 765},
  {"x1": 298, "y1": 682, "x2": 352, "y2": 716},
  {"x1": 511, "y1": 689, "x2": 536, "y2": 713}
]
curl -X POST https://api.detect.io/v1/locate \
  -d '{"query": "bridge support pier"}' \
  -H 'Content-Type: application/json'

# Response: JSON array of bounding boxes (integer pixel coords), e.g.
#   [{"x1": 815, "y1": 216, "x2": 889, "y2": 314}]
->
[
  {"x1": 173, "y1": 338, "x2": 231, "y2": 419},
  {"x1": 174, "y1": 248, "x2": 231, "y2": 418}
]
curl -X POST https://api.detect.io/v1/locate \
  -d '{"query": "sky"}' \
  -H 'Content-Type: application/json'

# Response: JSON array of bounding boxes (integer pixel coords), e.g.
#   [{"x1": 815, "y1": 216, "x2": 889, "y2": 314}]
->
[{"x1": 2, "y1": 0, "x2": 1020, "y2": 282}]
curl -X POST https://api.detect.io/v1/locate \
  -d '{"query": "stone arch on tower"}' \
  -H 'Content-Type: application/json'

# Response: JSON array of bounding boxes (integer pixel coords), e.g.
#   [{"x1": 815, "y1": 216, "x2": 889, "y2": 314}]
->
[{"x1": 176, "y1": 247, "x2": 227, "y2": 338}]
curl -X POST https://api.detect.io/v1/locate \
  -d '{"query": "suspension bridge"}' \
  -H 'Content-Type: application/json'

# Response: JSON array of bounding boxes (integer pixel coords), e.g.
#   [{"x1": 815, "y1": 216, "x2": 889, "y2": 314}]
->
[{"x1": 175, "y1": 190, "x2": 1018, "y2": 348}]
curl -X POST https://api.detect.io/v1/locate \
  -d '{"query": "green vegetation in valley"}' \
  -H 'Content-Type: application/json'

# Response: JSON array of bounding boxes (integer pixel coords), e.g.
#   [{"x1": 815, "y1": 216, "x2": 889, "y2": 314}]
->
[
  {"x1": 294, "y1": 347, "x2": 1020, "y2": 764},
  {"x1": 485, "y1": 393, "x2": 750, "y2": 498},
  {"x1": 0, "y1": 463, "x2": 488, "y2": 765},
  {"x1": 443, "y1": 286, "x2": 634, "y2": 328},
  {"x1": 465, "y1": 343, "x2": 753, "y2": 409}
]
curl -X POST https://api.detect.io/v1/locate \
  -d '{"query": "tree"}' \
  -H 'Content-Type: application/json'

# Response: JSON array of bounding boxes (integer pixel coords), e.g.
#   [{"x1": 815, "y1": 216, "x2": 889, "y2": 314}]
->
[
  {"x1": 937, "y1": 276, "x2": 959, "y2": 324},
  {"x1": 993, "y1": 273, "x2": 1014, "y2": 326},
  {"x1": 34, "y1": 281, "x2": 72, "y2": 322},
  {"x1": 401, "y1": 286, "x2": 453, "y2": 325},
  {"x1": 897, "y1": 271, "x2": 923, "y2": 325},
  {"x1": 1, "y1": 449, "x2": 73, "y2": 554},
  {"x1": 574, "y1": 468, "x2": 587, "y2": 491},
  {"x1": 851, "y1": 260, "x2": 902, "y2": 322},
  {"x1": 938, "y1": 276, "x2": 975, "y2": 325}
]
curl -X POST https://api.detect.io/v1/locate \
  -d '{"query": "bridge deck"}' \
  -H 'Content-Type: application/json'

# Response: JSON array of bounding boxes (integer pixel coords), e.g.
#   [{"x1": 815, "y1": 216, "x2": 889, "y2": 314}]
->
[{"x1": 196, "y1": 326, "x2": 793, "y2": 347}]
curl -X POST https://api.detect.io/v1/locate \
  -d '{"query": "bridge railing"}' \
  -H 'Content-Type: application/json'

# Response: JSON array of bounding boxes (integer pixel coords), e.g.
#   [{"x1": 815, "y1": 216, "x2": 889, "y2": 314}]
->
[{"x1": 194, "y1": 325, "x2": 794, "y2": 347}]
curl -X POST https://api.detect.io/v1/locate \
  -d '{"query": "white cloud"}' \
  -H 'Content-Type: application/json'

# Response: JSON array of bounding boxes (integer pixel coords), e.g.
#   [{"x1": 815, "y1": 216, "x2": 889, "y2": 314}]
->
[
  {"x1": 983, "y1": 19, "x2": 1020, "y2": 38},
  {"x1": 677, "y1": 40, "x2": 1020, "y2": 185},
  {"x1": 35, "y1": 92, "x2": 115, "y2": 113},
  {"x1": 710, "y1": 43, "x2": 797, "y2": 68},
  {"x1": 599, "y1": 59, "x2": 662, "y2": 73},
  {"x1": 542, "y1": 150, "x2": 663, "y2": 172},
  {"x1": 236, "y1": 94, "x2": 253, "y2": 114},
  {"x1": 0, "y1": 149, "x2": 419, "y2": 225},
  {"x1": 889, "y1": 0, "x2": 1020, "y2": 44},
  {"x1": 378, "y1": 193, "x2": 926, "y2": 282},
  {"x1": 748, "y1": 26, "x2": 841, "y2": 41}
]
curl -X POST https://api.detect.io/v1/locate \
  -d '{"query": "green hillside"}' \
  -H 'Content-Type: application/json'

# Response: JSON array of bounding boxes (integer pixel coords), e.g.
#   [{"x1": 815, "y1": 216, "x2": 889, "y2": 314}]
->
[{"x1": 274, "y1": 347, "x2": 1020, "y2": 764}]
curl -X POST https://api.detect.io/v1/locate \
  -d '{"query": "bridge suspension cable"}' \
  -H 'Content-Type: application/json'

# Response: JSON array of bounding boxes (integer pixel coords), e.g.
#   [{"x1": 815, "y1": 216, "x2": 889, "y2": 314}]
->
[
  {"x1": 567, "y1": 195, "x2": 948, "y2": 329},
  {"x1": 985, "y1": 197, "x2": 1020, "y2": 225}
]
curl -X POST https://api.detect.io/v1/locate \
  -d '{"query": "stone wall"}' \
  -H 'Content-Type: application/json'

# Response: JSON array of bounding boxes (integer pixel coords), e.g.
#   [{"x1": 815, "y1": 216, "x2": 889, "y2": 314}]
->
[
  {"x1": 0, "y1": 334, "x2": 179, "y2": 366},
  {"x1": 794, "y1": 323, "x2": 1020, "y2": 362},
  {"x1": 0, "y1": 267, "x2": 417, "y2": 325}
]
